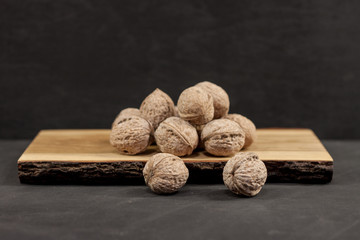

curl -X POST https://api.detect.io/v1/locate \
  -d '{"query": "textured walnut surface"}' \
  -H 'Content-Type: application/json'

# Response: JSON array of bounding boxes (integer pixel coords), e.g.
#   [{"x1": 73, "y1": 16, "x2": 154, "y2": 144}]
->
[
  {"x1": 155, "y1": 117, "x2": 198, "y2": 156},
  {"x1": 223, "y1": 152, "x2": 267, "y2": 197},
  {"x1": 196, "y1": 81, "x2": 230, "y2": 119},
  {"x1": 224, "y1": 114, "x2": 257, "y2": 148},
  {"x1": 192, "y1": 123, "x2": 206, "y2": 149},
  {"x1": 140, "y1": 88, "x2": 175, "y2": 129},
  {"x1": 201, "y1": 119, "x2": 245, "y2": 156},
  {"x1": 174, "y1": 106, "x2": 180, "y2": 117},
  {"x1": 112, "y1": 108, "x2": 141, "y2": 128},
  {"x1": 177, "y1": 86, "x2": 214, "y2": 125},
  {"x1": 110, "y1": 116, "x2": 153, "y2": 155},
  {"x1": 143, "y1": 153, "x2": 189, "y2": 194}
]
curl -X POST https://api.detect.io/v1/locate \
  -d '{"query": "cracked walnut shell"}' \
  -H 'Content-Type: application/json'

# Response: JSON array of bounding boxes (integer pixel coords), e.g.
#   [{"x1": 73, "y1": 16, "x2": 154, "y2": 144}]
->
[
  {"x1": 195, "y1": 81, "x2": 230, "y2": 119},
  {"x1": 140, "y1": 88, "x2": 175, "y2": 129},
  {"x1": 201, "y1": 119, "x2": 245, "y2": 156},
  {"x1": 223, "y1": 152, "x2": 267, "y2": 197},
  {"x1": 224, "y1": 114, "x2": 257, "y2": 148},
  {"x1": 155, "y1": 117, "x2": 198, "y2": 156},
  {"x1": 143, "y1": 153, "x2": 189, "y2": 194},
  {"x1": 177, "y1": 86, "x2": 214, "y2": 125},
  {"x1": 110, "y1": 116, "x2": 153, "y2": 155}
]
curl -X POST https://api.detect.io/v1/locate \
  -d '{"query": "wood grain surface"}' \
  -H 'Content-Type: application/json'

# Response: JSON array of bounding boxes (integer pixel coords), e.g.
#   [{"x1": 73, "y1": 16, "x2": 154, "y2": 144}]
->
[{"x1": 18, "y1": 129, "x2": 333, "y2": 184}]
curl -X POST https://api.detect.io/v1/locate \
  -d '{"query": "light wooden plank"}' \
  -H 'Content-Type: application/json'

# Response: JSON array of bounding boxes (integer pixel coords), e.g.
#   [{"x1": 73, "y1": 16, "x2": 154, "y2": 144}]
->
[
  {"x1": 18, "y1": 128, "x2": 333, "y2": 163},
  {"x1": 17, "y1": 128, "x2": 333, "y2": 184}
]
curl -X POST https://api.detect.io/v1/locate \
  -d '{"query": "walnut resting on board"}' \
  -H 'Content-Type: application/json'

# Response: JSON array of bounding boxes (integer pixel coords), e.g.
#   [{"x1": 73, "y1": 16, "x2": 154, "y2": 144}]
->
[
  {"x1": 201, "y1": 119, "x2": 245, "y2": 156},
  {"x1": 174, "y1": 106, "x2": 180, "y2": 117},
  {"x1": 110, "y1": 116, "x2": 153, "y2": 155},
  {"x1": 223, "y1": 152, "x2": 267, "y2": 197},
  {"x1": 224, "y1": 113, "x2": 257, "y2": 148},
  {"x1": 192, "y1": 123, "x2": 206, "y2": 149},
  {"x1": 177, "y1": 86, "x2": 214, "y2": 125},
  {"x1": 112, "y1": 108, "x2": 141, "y2": 128},
  {"x1": 143, "y1": 153, "x2": 189, "y2": 194},
  {"x1": 155, "y1": 117, "x2": 198, "y2": 156},
  {"x1": 195, "y1": 81, "x2": 230, "y2": 119},
  {"x1": 140, "y1": 88, "x2": 175, "y2": 129}
]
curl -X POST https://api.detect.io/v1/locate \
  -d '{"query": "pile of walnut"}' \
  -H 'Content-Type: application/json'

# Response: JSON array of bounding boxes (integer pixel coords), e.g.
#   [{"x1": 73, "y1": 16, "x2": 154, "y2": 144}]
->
[{"x1": 110, "y1": 81, "x2": 266, "y2": 197}]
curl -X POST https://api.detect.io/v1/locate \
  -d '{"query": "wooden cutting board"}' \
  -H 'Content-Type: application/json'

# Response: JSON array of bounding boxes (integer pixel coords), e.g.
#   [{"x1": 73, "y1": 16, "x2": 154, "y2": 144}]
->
[{"x1": 18, "y1": 128, "x2": 333, "y2": 184}]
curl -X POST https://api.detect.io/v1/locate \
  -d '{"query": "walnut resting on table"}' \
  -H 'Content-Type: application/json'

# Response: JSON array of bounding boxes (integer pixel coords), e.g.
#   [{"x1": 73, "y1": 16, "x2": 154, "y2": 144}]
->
[
  {"x1": 143, "y1": 153, "x2": 189, "y2": 194},
  {"x1": 223, "y1": 152, "x2": 267, "y2": 197}
]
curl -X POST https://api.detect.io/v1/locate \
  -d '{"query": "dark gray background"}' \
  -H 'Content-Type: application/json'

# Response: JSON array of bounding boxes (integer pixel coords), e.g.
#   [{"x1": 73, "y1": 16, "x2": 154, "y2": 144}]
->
[
  {"x1": 1, "y1": 2, "x2": 360, "y2": 239},
  {"x1": 1, "y1": 0, "x2": 360, "y2": 139}
]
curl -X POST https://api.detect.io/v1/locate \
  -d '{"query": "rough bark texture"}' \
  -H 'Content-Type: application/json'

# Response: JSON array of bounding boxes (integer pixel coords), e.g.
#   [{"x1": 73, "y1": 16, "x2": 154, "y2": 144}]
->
[{"x1": 18, "y1": 160, "x2": 333, "y2": 184}]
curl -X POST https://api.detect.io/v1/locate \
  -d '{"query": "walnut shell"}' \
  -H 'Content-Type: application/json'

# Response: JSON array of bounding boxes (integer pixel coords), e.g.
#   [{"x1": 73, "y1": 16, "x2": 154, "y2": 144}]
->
[
  {"x1": 155, "y1": 117, "x2": 198, "y2": 156},
  {"x1": 201, "y1": 119, "x2": 245, "y2": 156},
  {"x1": 143, "y1": 153, "x2": 189, "y2": 194},
  {"x1": 112, "y1": 108, "x2": 141, "y2": 128},
  {"x1": 177, "y1": 86, "x2": 214, "y2": 125},
  {"x1": 223, "y1": 152, "x2": 267, "y2": 197},
  {"x1": 195, "y1": 81, "x2": 230, "y2": 119},
  {"x1": 110, "y1": 116, "x2": 153, "y2": 155},
  {"x1": 193, "y1": 124, "x2": 206, "y2": 149},
  {"x1": 174, "y1": 106, "x2": 180, "y2": 117},
  {"x1": 224, "y1": 114, "x2": 257, "y2": 148},
  {"x1": 140, "y1": 88, "x2": 175, "y2": 129}
]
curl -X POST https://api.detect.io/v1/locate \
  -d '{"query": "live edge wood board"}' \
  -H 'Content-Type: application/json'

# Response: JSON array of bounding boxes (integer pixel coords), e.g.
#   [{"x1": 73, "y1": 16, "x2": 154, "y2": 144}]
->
[{"x1": 18, "y1": 129, "x2": 333, "y2": 184}]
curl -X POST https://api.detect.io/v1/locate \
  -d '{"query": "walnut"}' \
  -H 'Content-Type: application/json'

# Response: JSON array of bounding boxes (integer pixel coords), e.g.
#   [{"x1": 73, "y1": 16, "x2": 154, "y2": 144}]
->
[
  {"x1": 223, "y1": 152, "x2": 267, "y2": 197},
  {"x1": 155, "y1": 117, "x2": 198, "y2": 156},
  {"x1": 110, "y1": 116, "x2": 153, "y2": 155},
  {"x1": 174, "y1": 106, "x2": 180, "y2": 117},
  {"x1": 193, "y1": 123, "x2": 206, "y2": 149},
  {"x1": 195, "y1": 81, "x2": 230, "y2": 119},
  {"x1": 140, "y1": 88, "x2": 175, "y2": 129},
  {"x1": 224, "y1": 114, "x2": 257, "y2": 148},
  {"x1": 177, "y1": 86, "x2": 214, "y2": 125},
  {"x1": 201, "y1": 119, "x2": 245, "y2": 156},
  {"x1": 112, "y1": 108, "x2": 141, "y2": 128},
  {"x1": 143, "y1": 153, "x2": 189, "y2": 194}
]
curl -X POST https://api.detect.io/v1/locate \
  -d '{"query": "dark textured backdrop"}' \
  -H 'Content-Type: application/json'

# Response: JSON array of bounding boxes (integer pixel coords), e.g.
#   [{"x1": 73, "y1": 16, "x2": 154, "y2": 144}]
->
[{"x1": 1, "y1": 0, "x2": 359, "y2": 139}]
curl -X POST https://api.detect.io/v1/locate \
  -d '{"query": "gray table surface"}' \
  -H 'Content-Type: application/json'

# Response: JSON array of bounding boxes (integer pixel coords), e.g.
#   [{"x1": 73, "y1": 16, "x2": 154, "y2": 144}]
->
[{"x1": 0, "y1": 140, "x2": 359, "y2": 240}]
